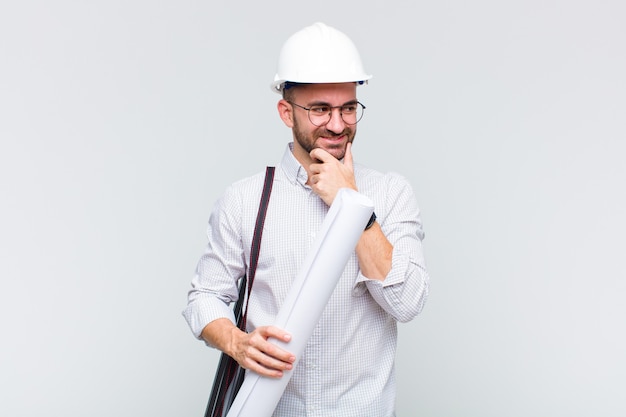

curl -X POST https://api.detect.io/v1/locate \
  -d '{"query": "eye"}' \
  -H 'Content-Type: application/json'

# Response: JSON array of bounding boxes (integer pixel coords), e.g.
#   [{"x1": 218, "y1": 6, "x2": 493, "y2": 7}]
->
[
  {"x1": 310, "y1": 106, "x2": 330, "y2": 114},
  {"x1": 342, "y1": 104, "x2": 357, "y2": 114}
]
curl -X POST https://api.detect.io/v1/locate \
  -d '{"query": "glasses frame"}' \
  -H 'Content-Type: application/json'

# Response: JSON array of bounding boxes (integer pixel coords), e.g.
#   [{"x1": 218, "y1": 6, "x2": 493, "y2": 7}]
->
[{"x1": 287, "y1": 101, "x2": 366, "y2": 126}]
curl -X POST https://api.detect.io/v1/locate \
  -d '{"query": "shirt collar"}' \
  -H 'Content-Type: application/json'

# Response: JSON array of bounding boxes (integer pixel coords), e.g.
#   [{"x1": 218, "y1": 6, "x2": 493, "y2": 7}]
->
[{"x1": 281, "y1": 142, "x2": 309, "y2": 186}]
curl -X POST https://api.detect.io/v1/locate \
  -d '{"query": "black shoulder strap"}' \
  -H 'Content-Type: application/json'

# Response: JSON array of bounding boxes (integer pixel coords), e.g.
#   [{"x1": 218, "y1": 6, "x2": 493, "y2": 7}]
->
[{"x1": 240, "y1": 166, "x2": 275, "y2": 330}]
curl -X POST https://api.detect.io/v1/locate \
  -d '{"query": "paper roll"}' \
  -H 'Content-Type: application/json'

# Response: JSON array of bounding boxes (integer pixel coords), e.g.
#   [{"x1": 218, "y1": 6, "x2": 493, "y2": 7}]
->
[{"x1": 225, "y1": 188, "x2": 374, "y2": 417}]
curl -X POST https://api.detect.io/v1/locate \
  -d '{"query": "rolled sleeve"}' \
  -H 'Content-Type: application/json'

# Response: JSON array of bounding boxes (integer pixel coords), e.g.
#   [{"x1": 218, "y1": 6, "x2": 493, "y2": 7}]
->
[
  {"x1": 182, "y1": 290, "x2": 236, "y2": 341},
  {"x1": 181, "y1": 184, "x2": 247, "y2": 343},
  {"x1": 357, "y1": 249, "x2": 429, "y2": 323}
]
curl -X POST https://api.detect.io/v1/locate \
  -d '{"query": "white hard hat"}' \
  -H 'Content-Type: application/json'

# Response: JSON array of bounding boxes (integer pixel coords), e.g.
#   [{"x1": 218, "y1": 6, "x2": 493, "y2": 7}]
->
[{"x1": 271, "y1": 22, "x2": 372, "y2": 94}]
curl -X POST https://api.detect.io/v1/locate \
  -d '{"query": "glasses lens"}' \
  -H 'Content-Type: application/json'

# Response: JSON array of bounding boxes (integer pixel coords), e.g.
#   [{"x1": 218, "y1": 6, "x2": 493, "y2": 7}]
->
[
  {"x1": 340, "y1": 103, "x2": 364, "y2": 125},
  {"x1": 307, "y1": 103, "x2": 365, "y2": 126},
  {"x1": 308, "y1": 105, "x2": 331, "y2": 126}
]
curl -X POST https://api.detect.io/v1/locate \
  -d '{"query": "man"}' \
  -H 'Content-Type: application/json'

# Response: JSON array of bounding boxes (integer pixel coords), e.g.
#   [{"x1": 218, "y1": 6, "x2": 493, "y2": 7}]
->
[{"x1": 183, "y1": 22, "x2": 429, "y2": 416}]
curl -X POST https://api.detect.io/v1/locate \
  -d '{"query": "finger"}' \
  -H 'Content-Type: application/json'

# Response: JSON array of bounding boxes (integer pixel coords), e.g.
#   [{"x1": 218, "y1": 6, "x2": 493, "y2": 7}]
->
[
  {"x1": 243, "y1": 351, "x2": 289, "y2": 378},
  {"x1": 261, "y1": 325, "x2": 292, "y2": 344},
  {"x1": 257, "y1": 326, "x2": 296, "y2": 363},
  {"x1": 246, "y1": 341, "x2": 293, "y2": 371},
  {"x1": 238, "y1": 332, "x2": 293, "y2": 377},
  {"x1": 257, "y1": 344, "x2": 295, "y2": 372},
  {"x1": 309, "y1": 147, "x2": 332, "y2": 163}
]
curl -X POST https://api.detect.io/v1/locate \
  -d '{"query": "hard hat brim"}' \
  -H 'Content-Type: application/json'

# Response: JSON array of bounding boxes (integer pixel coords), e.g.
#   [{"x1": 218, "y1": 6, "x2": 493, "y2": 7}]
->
[{"x1": 270, "y1": 75, "x2": 372, "y2": 94}]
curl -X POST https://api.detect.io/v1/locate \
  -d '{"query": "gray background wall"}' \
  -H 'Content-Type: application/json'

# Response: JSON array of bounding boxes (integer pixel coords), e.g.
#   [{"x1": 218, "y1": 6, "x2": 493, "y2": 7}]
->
[{"x1": 1, "y1": 1, "x2": 624, "y2": 416}]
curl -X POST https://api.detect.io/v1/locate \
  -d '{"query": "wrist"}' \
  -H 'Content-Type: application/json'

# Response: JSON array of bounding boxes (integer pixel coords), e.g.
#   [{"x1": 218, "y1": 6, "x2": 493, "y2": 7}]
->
[{"x1": 364, "y1": 212, "x2": 376, "y2": 230}]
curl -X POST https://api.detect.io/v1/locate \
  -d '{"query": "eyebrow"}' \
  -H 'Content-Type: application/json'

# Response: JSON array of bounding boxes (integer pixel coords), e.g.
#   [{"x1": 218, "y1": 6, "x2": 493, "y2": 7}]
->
[{"x1": 307, "y1": 99, "x2": 358, "y2": 107}]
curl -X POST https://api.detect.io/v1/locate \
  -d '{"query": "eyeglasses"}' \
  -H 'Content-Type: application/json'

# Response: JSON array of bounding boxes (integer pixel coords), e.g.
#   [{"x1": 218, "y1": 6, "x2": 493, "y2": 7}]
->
[{"x1": 287, "y1": 101, "x2": 366, "y2": 126}]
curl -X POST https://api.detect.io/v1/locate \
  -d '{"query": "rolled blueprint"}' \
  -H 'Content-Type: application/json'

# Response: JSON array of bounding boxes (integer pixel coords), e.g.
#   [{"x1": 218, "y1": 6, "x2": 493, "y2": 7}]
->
[{"x1": 225, "y1": 188, "x2": 374, "y2": 417}]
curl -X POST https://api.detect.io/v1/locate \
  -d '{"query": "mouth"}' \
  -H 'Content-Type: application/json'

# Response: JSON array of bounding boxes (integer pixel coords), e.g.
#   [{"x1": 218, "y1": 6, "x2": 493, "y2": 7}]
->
[
  {"x1": 317, "y1": 129, "x2": 350, "y2": 145},
  {"x1": 318, "y1": 134, "x2": 346, "y2": 143}
]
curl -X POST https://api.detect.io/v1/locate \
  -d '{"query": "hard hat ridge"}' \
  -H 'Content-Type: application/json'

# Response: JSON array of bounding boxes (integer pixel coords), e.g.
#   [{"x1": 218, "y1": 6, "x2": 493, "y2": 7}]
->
[{"x1": 271, "y1": 22, "x2": 372, "y2": 94}]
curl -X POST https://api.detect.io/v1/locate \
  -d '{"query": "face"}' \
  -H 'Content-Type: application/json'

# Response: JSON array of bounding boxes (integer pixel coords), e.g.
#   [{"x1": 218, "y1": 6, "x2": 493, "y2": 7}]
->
[{"x1": 282, "y1": 83, "x2": 358, "y2": 163}]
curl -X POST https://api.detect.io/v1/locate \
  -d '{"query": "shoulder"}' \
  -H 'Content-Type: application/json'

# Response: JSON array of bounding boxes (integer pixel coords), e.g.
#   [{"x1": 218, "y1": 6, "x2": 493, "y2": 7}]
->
[
  {"x1": 215, "y1": 169, "x2": 270, "y2": 211},
  {"x1": 229, "y1": 169, "x2": 270, "y2": 192},
  {"x1": 353, "y1": 163, "x2": 420, "y2": 220},
  {"x1": 354, "y1": 163, "x2": 414, "y2": 194}
]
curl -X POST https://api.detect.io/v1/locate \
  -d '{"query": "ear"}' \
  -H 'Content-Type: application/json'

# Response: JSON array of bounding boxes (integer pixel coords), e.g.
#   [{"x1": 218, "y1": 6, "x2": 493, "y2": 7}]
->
[{"x1": 277, "y1": 99, "x2": 294, "y2": 128}]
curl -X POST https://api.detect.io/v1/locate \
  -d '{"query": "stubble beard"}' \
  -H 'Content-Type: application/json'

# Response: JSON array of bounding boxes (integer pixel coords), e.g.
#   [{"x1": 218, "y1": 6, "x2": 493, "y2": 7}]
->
[{"x1": 292, "y1": 116, "x2": 356, "y2": 161}]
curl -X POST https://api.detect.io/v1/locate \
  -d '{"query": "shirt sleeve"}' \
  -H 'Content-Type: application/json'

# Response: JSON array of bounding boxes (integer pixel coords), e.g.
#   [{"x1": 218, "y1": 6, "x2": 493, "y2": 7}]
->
[
  {"x1": 354, "y1": 173, "x2": 430, "y2": 323},
  {"x1": 182, "y1": 186, "x2": 246, "y2": 341}
]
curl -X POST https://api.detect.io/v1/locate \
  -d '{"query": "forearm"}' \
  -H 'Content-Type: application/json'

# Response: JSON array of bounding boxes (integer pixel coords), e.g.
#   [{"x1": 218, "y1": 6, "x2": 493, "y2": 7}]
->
[
  {"x1": 200, "y1": 318, "x2": 241, "y2": 357},
  {"x1": 355, "y1": 221, "x2": 393, "y2": 281}
]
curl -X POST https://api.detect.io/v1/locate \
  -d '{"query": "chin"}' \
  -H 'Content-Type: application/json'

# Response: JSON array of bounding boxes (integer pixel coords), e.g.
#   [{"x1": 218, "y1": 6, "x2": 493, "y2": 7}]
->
[{"x1": 325, "y1": 147, "x2": 346, "y2": 160}]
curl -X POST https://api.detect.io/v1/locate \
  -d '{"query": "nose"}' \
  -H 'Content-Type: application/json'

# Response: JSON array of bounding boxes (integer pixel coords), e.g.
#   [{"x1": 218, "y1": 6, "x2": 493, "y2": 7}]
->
[{"x1": 325, "y1": 107, "x2": 346, "y2": 133}]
